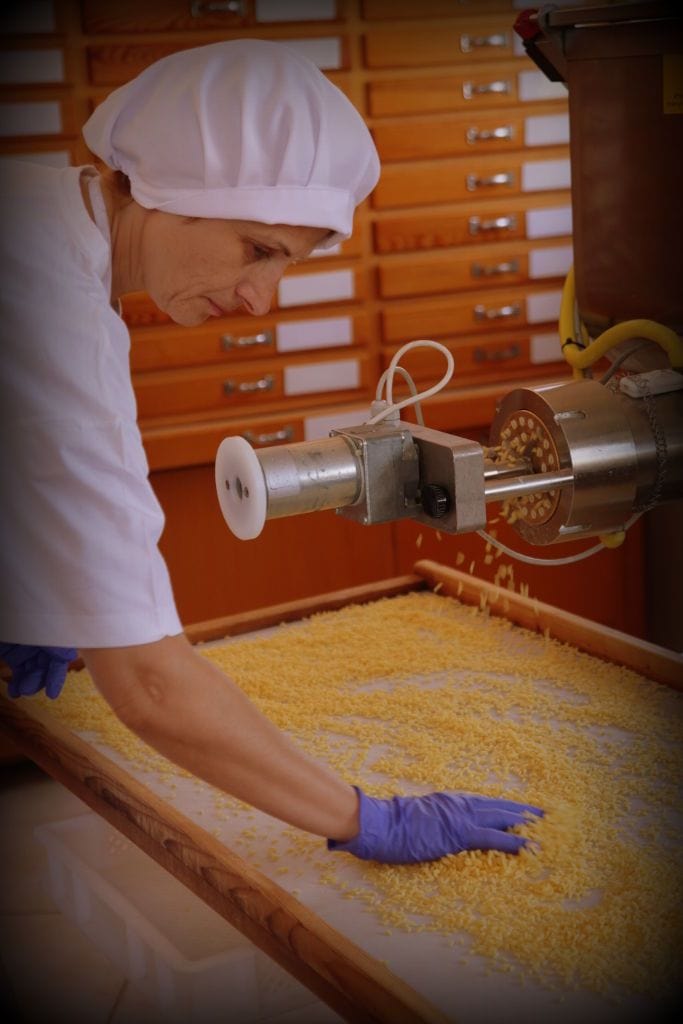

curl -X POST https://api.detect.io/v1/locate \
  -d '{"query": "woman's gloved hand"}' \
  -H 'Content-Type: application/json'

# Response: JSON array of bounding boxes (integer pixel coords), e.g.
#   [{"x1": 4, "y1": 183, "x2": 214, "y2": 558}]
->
[
  {"x1": 0, "y1": 644, "x2": 77, "y2": 699},
  {"x1": 328, "y1": 787, "x2": 543, "y2": 864}
]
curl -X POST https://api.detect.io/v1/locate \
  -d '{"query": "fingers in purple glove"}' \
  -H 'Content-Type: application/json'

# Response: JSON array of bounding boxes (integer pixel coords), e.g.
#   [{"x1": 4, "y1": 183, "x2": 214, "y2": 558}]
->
[
  {"x1": 469, "y1": 795, "x2": 544, "y2": 819},
  {"x1": 475, "y1": 807, "x2": 536, "y2": 832},
  {"x1": 470, "y1": 828, "x2": 530, "y2": 855}
]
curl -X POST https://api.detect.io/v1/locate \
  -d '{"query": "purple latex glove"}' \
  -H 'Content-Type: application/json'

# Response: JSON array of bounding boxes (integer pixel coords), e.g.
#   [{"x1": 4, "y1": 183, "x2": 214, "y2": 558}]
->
[
  {"x1": 0, "y1": 644, "x2": 77, "y2": 699},
  {"x1": 328, "y1": 787, "x2": 543, "y2": 864}
]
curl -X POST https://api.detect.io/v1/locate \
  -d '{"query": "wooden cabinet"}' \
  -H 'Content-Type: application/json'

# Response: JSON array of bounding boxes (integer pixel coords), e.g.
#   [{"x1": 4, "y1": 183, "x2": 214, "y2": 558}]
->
[
  {"x1": 150, "y1": 465, "x2": 395, "y2": 625},
  {"x1": 0, "y1": 1, "x2": 647, "y2": 638}
]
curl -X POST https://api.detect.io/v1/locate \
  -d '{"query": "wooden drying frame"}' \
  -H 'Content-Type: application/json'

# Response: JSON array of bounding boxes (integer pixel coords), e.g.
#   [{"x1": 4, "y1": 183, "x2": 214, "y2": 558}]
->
[{"x1": 1, "y1": 562, "x2": 681, "y2": 1024}]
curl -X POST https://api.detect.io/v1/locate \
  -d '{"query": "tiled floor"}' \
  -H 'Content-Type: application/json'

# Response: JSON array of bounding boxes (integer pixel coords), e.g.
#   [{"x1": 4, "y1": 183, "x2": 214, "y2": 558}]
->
[{"x1": 0, "y1": 759, "x2": 342, "y2": 1024}]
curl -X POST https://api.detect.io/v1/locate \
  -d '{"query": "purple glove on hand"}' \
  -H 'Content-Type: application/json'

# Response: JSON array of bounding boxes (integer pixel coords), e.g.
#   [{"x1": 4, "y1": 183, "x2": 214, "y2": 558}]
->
[
  {"x1": 328, "y1": 787, "x2": 543, "y2": 864},
  {"x1": 0, "y1": 644, "x2": 76, "y2": 700}
]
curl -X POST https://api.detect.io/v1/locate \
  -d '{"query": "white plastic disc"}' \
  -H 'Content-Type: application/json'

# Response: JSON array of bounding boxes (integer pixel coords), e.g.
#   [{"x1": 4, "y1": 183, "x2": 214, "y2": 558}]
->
[{"x1": 214, "y1": 436, "x2": 267, "y2": 540}]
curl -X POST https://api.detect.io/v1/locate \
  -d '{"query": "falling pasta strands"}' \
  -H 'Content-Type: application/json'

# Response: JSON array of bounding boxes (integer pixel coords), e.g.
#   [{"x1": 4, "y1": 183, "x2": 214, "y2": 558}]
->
[{"x1": 36, "y1": 593, "x2": 683, "y2": 1004}]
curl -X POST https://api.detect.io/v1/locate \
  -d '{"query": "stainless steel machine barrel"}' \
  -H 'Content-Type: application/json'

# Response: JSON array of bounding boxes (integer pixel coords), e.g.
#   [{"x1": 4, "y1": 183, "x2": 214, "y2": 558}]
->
[{"x1": 256, "y1": 436, "x2": 362, "y2": 520}]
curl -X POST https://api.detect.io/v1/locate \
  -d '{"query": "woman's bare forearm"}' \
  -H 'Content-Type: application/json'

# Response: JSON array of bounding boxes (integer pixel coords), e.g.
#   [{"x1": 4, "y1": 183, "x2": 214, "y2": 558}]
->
[{"x1": 81, "y1": 634, "x2": 359, "y2": 841}]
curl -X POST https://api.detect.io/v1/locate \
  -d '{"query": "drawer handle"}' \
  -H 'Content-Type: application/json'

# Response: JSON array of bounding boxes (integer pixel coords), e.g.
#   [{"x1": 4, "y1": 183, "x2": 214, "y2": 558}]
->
[
  {"x1": 473, "y1": 303, "x2": 521, "y2": 322},
  {"x1": 190, "y1": 0, "x2": 244, "y2": 16},
  {"x1": 460, "y1": 33, "x2": 508, "y2": 53},
  {"x1": 474, "y1": 344, "x2": 521, "y2": 363},
  {"x1": 468, "y1": 215, "x2": 517, "y2": 235},
  {"x1": 466, "y1": 125, "x2": 514, "y2": 144},
  {"x1": 467, "y1": 172, "x2": 514, "y2": 192},
  {"x1": 221, "y1": 330, "x2": 273, "y2": 351},
  {"x1": 224, "y1": 374, "x2": 275, "y2": 396},
  {"x1": 462, "y1": 80, "x2": 511, "y2": 101},
  {"x1": 242, "y1": 426, "x2": 294, "y2": 446},
  {"x1": 471, "y1": 259, "x2": 519, "y2": 278}
]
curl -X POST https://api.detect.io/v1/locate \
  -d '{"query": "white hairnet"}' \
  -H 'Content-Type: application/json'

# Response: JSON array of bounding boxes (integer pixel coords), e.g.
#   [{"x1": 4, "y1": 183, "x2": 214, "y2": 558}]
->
[{"x1": 83, "y1": 39, "x2": 379, "y2": 244}]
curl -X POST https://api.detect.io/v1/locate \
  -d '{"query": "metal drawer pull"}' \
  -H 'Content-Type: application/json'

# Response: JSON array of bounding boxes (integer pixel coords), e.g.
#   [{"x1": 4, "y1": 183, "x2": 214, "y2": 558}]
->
[
  {"x1": 467, "y1": 172, "x2": 514, "y2": 192},
  {"x1": 220, "y1": 330, "x2": 273, "y2": 351},
  {"x1": 474, "y1": 344, "x2": 521, "y2": 363},
  {"x1": 466, "y1": 125, "x2": 514, "y2": 144},
  {"x1": 462, "y1": 80, "x2": 511, "y2": 101},
  {"x1": 190, "y1": 0, "x2": 244, "y2": 16},
  {"x1": 242, "y1": 426, "x2": 294, "y2": 446},
  {"x1": 471, "y1": 259, "x2": 519, "y2": 278},
  {"x1": 460, "y1": 33, "x2": 508, "y2": 53},
  {"x1": 473, "y1": 303, "x2": 521, "y2": 322},
  {"x1": 224, "y1": 374, "x2": 275, "y2": 396},
  {"x1": 468, "y1": 215, "x2": 517, "y2": 235}
]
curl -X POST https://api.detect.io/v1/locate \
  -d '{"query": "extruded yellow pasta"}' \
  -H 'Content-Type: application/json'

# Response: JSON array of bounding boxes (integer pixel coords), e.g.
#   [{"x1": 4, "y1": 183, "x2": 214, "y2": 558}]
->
[{"x1": 36, "y1": 592, "x2": 683, "y2": 1004}]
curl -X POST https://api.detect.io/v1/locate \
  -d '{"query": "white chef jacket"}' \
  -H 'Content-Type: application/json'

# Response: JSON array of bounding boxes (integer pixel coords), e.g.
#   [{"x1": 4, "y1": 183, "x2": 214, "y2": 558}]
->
[{"x1": 0, "y1": 160, "x2": 183, "y2": 647}]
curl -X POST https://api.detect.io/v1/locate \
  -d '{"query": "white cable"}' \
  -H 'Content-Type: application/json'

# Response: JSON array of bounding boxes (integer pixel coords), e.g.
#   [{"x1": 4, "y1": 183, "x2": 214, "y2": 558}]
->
[
  {"x1": 366, "y1": 339, "x2": 454, "y2": 425},
  {"x1": 374, "y1": 365, "x2": 425, "y2": 425},
  {"x1": 476, "y1": 514, "x2": 641, "y2": 567},
  {"x1": 476, "y1": 530, "x2": 604, "y2": 566}
]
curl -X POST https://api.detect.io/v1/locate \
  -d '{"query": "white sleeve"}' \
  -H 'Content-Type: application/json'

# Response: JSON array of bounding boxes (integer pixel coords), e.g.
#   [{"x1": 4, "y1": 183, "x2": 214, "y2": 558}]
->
[{"x1": 0, "y1": 415, "x2": 183, "y2": 648}]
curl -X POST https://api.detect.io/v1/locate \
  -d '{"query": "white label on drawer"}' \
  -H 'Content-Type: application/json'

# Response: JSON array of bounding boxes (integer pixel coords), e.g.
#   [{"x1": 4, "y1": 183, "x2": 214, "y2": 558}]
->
[
  {"x1": 518, "y1": 70, "x2": 567, "y2": 103},
  {"x1": 530, "y1": 331, "x2": 562, "y2": 364},
  {"x1": 280, "y1": 37, "x2": 342, "y2": 70},
  {"x1": 277, "y1": 316, "x2": 353, "y2": 353},
  {"x1": 513, "y1": 33, "x2": 526, "y2": 58},
  {"x1": 255, "y1": 0, "x2": 336, "y2": 20},
  {"x1": 305, "y1": 406, "x2": 368, "y2": 441},
  {"x1": 527, "y1": 290, "x2": 562, "y2": 324},
  {"x1": 526, "y1": 205, "x2": 572, "y2": 239},
  {"x1": 524, "y1": 113, "x2": 570, "y2": 147},
  {"x1": 529, "y1": 244, "x2": 573, "y2": 279},
  {"x1": 0, "y1": 149, "x2": 69, "y2": 167},
  {"x1": 522, "y1": 158, "x2": 571, "y2": 192},
  {"x1": 0, "y1": 1, "x2": 56, "y2": 33},
  {"x1": 0, "y1": 100, "x2": 62, "y2": 136},
  {"x1": 278, "y1": 269, "x2": 354, "y2": 307},
  {"x1": 0, "y1": 49, "x2": 64, "y2": 84},
  {"x1": 285, "y1": 359, "x2": 359, "y2": 396}
]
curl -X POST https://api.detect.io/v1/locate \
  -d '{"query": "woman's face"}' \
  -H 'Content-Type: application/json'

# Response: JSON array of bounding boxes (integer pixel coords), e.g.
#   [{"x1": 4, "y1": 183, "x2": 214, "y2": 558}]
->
[{"x1": 140, "y1": 214, "x2": 331, "y2": 326}]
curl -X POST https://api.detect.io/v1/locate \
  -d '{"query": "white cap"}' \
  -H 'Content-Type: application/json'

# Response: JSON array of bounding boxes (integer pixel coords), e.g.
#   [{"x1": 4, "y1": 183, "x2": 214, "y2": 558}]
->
[{"x1": 83, "y1": 39, "x2": 379, "y2": 245}]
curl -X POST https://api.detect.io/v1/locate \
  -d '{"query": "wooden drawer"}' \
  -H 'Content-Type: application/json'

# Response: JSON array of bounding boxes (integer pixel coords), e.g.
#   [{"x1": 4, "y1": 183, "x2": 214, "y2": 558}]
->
[
  {"x1": 83, "y1": 0, "x2": 342, "y2": 33},
  {"x1": 0, "y1": 2, "x2": 63, "y2": 34},
  {"x1": 367, "y1": 62, "x2": 567, "y2": 117},
  {"x1": 374, "y1": 194, "x2": 573, "y2": 253},
  {"x1": 363, "y1": 19, "x2": 521, "y2": 68},
  {"x1": 372, "y1": 105, "x2": 569, "y2": 162},
  {"x1": 0, "y1": 95, "x2": 77, "y2": 139},
  {"x1": 382, "y1": 328, "x2": 566, "y2": 388},
  {"x1": 143, "y1": 398, "x2": 379, "y2": 471},
  {"x1": 130, "y1": 311, "x2": 373, "y2": 372},
  {"x1": 378, "y1": 239, "x2": 572, "y2": 298},
  {"x1": 135, "y1": 353, "x2": 375, "y2": 422},
  {"x1": 143, "y1": 409, "x2": 307, "y2": 471},
  {"x1": 372, "y1": 148, "x2": 570, "y2": 209},
  {"x1": 82, "y1": 0, "x2": 250, "y2": 33},
  {"x1": 363, "y1": 0, "x2": 516, "y2": 16},
  {"x1": 0, "y1": 141, "x2": 76, "y2": 165},
  {"x1": 88, "y1": 37, "x2": 350, "y2": 87},
  {"x1": 277, "y1": 264, "x2": 368, "y2": 308},
  {"x1": 381, "y1": 284, "x2": 563, "y2": 343},
  {"x1": 0, "y1": 46, "x2": 70, "y2": 85}
]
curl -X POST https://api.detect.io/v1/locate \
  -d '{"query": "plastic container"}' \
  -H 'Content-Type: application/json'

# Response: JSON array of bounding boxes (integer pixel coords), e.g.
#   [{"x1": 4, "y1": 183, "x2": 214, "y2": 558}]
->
[{"x1": 34, "y1": 813, "x2": 324, "y2": 1022}]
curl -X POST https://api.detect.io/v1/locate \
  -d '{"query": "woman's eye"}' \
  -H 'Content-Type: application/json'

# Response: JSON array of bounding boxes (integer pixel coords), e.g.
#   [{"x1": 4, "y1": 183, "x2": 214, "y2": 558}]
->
[{"x1": 251, "y1": 243, "x2": 272, "y2": 261}]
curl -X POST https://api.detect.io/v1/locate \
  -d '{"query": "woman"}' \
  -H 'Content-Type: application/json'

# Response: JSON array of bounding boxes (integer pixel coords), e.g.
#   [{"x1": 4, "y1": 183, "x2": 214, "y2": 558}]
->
[{"x1": 0, "y1": 40, "x2": 540, "y2": 862}]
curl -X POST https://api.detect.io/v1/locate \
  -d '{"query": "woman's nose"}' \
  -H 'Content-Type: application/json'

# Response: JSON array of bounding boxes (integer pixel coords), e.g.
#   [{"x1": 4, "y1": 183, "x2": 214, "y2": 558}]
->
[{"x1": 235, "y1": 266, "x2": 281, "y2": 317}]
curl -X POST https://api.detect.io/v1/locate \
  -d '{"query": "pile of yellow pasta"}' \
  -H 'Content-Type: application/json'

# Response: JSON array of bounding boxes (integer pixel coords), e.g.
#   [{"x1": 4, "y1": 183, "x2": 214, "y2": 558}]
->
[{"x1": 38, "y1": 591, "x2": 683, "y2": 1002}]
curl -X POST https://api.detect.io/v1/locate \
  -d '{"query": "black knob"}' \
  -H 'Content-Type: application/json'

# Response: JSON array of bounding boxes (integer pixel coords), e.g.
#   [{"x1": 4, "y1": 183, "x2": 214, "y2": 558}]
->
[{"x1": 421, "y1": 484, "x2": 450, "y2": 518}]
